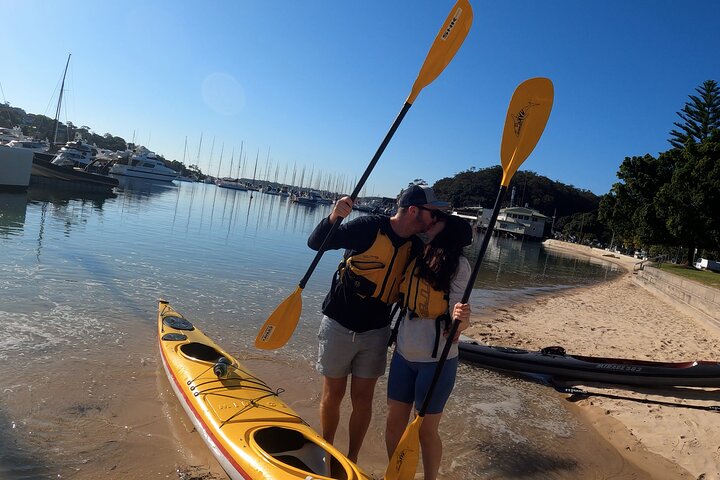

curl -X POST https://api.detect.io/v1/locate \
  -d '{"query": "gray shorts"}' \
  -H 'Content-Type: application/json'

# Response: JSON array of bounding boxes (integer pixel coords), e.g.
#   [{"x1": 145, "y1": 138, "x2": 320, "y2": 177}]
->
[{"x1": 317, "y1": 316, "x2": 390, "y2": 379}]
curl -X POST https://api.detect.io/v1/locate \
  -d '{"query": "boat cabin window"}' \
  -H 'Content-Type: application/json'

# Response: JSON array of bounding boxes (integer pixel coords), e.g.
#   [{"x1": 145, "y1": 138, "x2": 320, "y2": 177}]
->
[{"x1": 142, "y1": 163, "x2": 155, "y2": 168}]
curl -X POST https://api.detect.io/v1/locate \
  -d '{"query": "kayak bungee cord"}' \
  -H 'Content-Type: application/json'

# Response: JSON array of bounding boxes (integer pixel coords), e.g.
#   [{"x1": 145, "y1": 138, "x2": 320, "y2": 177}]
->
[
  {"x1": 218, "y1": 392, "x2": 305, "y2": 429},
  {"x1": 183, "y1": 361, "x2": 307, "y2": 427},
  {"x1": 187, "y1": 362, "x2": 277, "y2": 393}
]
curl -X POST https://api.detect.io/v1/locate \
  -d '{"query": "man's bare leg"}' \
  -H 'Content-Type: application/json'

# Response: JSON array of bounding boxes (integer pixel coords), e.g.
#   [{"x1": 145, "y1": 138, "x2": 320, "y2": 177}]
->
[{"x1": 347, "y1": 375, "x2": 378, "y2": 463}]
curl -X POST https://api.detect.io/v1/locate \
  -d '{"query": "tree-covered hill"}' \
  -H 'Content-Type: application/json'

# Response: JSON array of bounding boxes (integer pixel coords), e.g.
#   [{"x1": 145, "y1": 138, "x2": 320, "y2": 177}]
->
[
  {"x1": 432, "y1": 167, "x2": 608, "y2": 243},
  {"x1": 1, "y1": 103, "x2": 128, "y2": 152},
  {"x1": 432, "y1": 166, "x2": 600, "y2": 218}
]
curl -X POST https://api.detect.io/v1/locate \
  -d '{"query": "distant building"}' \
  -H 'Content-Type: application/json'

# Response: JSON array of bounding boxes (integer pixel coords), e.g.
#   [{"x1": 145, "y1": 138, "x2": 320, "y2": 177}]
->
[{"x1": 478, "y1": 206, "x2": 549, "y2": 239}]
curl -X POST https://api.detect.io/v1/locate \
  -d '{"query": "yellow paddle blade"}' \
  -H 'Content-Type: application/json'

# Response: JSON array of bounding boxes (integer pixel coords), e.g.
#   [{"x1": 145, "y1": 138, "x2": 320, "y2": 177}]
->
[
  {"x1": 500, "y1": 77, "x2": 554, "y2": 186},
  {"x1": 385, "y1": 415, "x2": 423, "y2": 480},
  {"x1": 254, "y1": 285, "x2": 303, "y2": 350},
  {"x1": 407, "y1": 0, "x2": 473, "y2": 104}
]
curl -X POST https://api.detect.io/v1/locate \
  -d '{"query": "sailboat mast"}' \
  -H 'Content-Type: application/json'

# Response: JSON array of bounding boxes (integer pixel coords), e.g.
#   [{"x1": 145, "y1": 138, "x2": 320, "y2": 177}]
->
[
  {"x1": 236, "y1": 141, "x2": 244, "y2": 180},
  {"x1": 182, "y1": 136, "x2": 188, "y2": 163},
  {"x1": 264, "y1": 146, "x2": 271, "y2": 186},
  {"x1": 207, "y1": 136, "x2": 216, "y2": 179},
  {"x1": 227, "y1": 147, "x2": 235, "y2": 180},
  {"x1": 195, "y1": 133, "x2": 203, "y2": 168},
  {"x1": 52, "y1": 53, "x2": 72, "y2": 148},
  {"x1": 216, "y1": 142, "x2": 224, "y2": 178},
  {"x1": 252, "y1": 149, "x2": 259, "y2": 185}
]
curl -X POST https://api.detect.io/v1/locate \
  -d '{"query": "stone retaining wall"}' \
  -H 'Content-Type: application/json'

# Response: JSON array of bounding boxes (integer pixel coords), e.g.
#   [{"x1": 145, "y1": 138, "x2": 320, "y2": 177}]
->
[{"x1": 634, "y1": 266, "x2": 720, "y2": 331}]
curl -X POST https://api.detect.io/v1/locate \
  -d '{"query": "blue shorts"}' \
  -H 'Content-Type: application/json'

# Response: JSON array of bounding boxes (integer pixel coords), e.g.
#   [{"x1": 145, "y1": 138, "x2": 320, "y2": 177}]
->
[
  {"x1": 387, "y1": 350, "x2": 458, "y2": 414},
  {"x1": 317, "y1": 316, "x2": 390, "y2": 378}
]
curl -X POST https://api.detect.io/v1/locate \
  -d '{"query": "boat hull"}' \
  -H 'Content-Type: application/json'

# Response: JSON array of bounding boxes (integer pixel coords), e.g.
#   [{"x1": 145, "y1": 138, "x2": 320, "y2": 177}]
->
[
  {"x1": 157, "y1": 301, "x2": 368, "y2": 480},
  {"x1": 109, "y1": 164, "x2": 178, "y2": 182},
  {"x1": 30, "y1": 157, "x2": 118, "y2": 192},
  {"x1": 458, "y1": 340, "x2": 720, "y2": 387},
  {"x1": 218, "y1": 181, "x2": 249, "y2": 191}
]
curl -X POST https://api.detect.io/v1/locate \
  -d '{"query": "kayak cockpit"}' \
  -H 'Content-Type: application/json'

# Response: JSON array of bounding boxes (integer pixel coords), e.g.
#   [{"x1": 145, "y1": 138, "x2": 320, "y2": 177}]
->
[
  {"x1": 253, "y1": 426, "x2": 350, "y2": 479},
  {"x1": 179, "y1": 342, "x2": 225, "y2": 363}
]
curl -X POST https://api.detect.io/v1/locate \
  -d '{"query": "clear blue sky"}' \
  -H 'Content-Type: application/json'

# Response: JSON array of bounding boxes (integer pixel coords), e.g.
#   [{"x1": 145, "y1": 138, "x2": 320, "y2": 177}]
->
[{"x1": 2, "y1": 1, "x2": 718, "y2": 199}]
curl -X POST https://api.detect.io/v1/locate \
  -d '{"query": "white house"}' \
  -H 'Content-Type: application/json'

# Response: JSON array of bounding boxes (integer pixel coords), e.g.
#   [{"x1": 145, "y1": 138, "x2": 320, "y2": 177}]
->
[{"x1": 478, "y1": 206, "x2": 549, "y2": 239}]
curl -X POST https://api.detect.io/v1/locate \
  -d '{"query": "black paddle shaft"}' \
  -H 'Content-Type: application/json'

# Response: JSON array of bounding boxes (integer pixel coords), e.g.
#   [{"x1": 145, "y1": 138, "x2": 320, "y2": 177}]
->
[
  {"x1": 298, "y1": 102, "x2": 413, "y2": 289},
  {"x1": 417, "y1": 185, "x2": 508, "y2": 417},
  {"x1": 555, "y1": 385, "x2": 720, "y2": 413}
]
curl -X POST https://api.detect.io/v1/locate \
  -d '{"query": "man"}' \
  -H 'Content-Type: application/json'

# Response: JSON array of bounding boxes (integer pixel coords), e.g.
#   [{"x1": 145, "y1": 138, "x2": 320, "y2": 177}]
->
[{"x1": 307, "y1": 184, "x2": 448, "y2": 463}]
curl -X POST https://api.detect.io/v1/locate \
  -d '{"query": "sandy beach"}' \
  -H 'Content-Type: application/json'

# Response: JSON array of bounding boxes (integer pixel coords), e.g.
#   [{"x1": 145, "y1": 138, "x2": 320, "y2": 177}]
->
[{"x1": 465, "y1": 240, "x2": 720, "y2": 479}]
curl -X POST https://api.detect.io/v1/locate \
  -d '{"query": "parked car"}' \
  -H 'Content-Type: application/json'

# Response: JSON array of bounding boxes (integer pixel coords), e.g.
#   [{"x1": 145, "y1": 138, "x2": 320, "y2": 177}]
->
[{"x1": 695, "y1": 258, "x2": 720, "y2": 273}]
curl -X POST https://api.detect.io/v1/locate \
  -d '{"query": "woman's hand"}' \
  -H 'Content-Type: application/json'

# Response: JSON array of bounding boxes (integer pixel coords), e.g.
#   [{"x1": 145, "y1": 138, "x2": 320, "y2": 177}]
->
[{"x1": 447, "y1": 302, "x2": 471, "y2": 343}]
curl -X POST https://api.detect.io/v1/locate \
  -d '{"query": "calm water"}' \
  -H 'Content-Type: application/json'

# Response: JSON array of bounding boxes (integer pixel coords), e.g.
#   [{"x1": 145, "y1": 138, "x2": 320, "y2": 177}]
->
[{"x1": 0, "y1": 179, "x2": 635, "y2": 479}]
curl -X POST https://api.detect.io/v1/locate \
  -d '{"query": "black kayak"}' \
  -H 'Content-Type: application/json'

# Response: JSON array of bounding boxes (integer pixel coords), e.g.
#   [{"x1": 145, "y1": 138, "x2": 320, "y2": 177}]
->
[{"x1": 458, "y1": 339, "x2": 720, "y2": 387}]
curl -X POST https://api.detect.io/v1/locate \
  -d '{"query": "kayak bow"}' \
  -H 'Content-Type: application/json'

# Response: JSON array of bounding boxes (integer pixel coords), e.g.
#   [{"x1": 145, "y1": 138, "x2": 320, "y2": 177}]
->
[{"x1": 157, "y1": 300, "x2": 369, "y2": 480}]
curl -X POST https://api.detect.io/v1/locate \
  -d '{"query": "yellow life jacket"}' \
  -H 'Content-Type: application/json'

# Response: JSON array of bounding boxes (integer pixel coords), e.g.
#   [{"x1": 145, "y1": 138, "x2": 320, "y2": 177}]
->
[
  {"x1": 399, "y1": 258, "x2": 450, "y2": 320},
  {"x1": 338, "y1": 229, "x2": 412, "y2": 304}
]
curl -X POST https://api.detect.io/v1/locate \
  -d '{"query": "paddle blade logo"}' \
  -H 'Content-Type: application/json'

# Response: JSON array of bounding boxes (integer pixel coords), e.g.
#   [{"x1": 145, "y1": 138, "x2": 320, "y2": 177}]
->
[
  {"x1": 259, "y1": 325, "x2": 275, "y2": 343},
  {"x1": 512, "y1": 101, "x2": 540, "y2": 137},
  {"x1": 387, "y1": 446, "x2": 418, "y2": 479},
  {"x1": 441, "y1": 7, "x2": 464, "y2": 40},
  {"x1": 395, "y1": 448, "x2": 409, "y2": 469}
]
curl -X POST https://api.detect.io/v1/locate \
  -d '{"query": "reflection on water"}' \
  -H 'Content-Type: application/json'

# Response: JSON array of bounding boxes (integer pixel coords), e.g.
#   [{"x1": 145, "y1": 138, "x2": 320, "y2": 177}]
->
[
  {"x1": 0, "y1": 182, "x2": 628, "y2": 478},
  {"x1": 0, "y1": 191, "x2": 28, "y2": 237}
]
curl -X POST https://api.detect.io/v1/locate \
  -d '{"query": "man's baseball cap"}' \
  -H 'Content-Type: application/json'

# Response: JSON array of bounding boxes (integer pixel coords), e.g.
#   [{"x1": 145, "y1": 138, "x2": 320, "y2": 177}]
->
[{"x1": 398, "y1": 184, "x2": 449, "y2": 209}]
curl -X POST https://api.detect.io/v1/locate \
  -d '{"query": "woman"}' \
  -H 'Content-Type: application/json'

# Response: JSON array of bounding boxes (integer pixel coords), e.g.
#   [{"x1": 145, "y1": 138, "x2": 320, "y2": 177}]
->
[{"x1": 385, "y1": 213, "x2": 473, "y2": 480}]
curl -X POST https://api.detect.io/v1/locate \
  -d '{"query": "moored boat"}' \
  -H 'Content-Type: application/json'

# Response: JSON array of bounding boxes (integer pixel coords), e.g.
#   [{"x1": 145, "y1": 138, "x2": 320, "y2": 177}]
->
[
  {"x1": 30, "y1": 156, "x2": 119, "y2": 192},
  {"x1": 291, "y1": 191, "x2": 319, "y2": 206},
  {"x1": 110, "y1": 148, "x2": 179, "y2": 182},
  {"x1": 157, "y1": 300, "x2": 369, "y2": 480},
  {"x1": 458, "y1": 339, "x2": 720, "y2": 387},
  {"x1": 5, "y1": 138, "x2": 50, "y2": 153},
  {"x1": 217, "y1": 179, "x2": 249, "y2": 191},
  {"x1": 50, "y1": 139, "x2": 97, "y2": 168}
]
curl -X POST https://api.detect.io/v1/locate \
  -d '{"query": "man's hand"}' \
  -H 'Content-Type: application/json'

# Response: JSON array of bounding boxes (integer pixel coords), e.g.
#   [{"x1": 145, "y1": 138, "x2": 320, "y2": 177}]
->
[{"x1": 329, "y1": 196, "x2": 354, "y2": 224}]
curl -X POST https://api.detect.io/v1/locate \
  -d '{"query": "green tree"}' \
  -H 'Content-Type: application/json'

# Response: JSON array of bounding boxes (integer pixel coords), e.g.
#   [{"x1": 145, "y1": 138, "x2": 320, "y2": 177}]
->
[
  {"x1": 557, "y1": 212, "x2": 602, "y2": 244},
  {"x1": 598, "y1": 154, "x2": 674, "y2": 248},
  {"x1": 669, "y1": 79, "x2": 720, "y2": 148},
  {"x1": 656, "y1": 133, "x2": 720, "y2": 264}
]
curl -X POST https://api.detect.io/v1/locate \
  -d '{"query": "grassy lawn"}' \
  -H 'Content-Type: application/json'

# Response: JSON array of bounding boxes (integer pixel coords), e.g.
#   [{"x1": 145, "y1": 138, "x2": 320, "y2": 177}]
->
[{"x1": 654, "y1": 263, "x2": 720, "y2": 289}]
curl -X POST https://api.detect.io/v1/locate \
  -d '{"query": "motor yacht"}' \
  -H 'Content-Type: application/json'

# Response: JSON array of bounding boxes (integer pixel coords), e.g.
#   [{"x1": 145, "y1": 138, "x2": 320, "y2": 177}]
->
[
  {"x1": 0, "y1": 126, "x2": 25, "y2": 145},
  {"x1": 51, "y1": 140, "x2": 97, "y2": 167},
  {"x1": 5, "y1": 139, "x2": 50, "y2": 153},
  {"x1": 109, "y1": 148, "x2": 179, "y2": 182}
]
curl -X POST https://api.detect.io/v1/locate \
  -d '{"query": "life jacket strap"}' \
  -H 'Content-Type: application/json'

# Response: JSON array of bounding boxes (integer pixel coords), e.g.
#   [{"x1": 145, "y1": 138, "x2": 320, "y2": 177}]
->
[
  {"x1": 432, "y1": 313, "x2": 452, "y2": 358},
  {"x1": 387, "y1": 303, "x2": 405, "y2": 347}
]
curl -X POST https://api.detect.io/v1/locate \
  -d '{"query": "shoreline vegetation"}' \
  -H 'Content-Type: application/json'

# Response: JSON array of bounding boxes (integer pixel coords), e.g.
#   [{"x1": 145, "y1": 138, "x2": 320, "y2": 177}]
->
[{"x1": 465, "y1": 239, "x2": 720, "y2": 479}]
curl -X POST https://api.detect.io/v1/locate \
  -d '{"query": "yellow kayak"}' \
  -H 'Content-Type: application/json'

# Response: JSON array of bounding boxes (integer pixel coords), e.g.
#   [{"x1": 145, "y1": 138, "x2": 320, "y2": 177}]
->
[{"x1": 157, "y1": 300, "x2": 369, "y2": 480}]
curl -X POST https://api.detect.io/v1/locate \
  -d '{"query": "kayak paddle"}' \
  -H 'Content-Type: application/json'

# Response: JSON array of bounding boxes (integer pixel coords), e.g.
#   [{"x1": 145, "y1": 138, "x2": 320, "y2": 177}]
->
[
  {"x1": 385, "y1": 77, "x2": 554, "y2": 480},
  {"x1": 255, "y1": 0, "x2": 473, "y2": 350}
]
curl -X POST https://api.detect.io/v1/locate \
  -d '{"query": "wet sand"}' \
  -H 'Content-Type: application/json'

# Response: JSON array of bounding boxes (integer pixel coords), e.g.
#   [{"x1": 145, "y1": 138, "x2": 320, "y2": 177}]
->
[
  {"x1": 0, "y1": 322, "x2": 693, "y2": 480},
  {"x1": 3, "y1": 241, "x2": 715, "y2": 479},
  {"x1": 465, "y1": 240, "x2": 720, "y2": 479}
]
